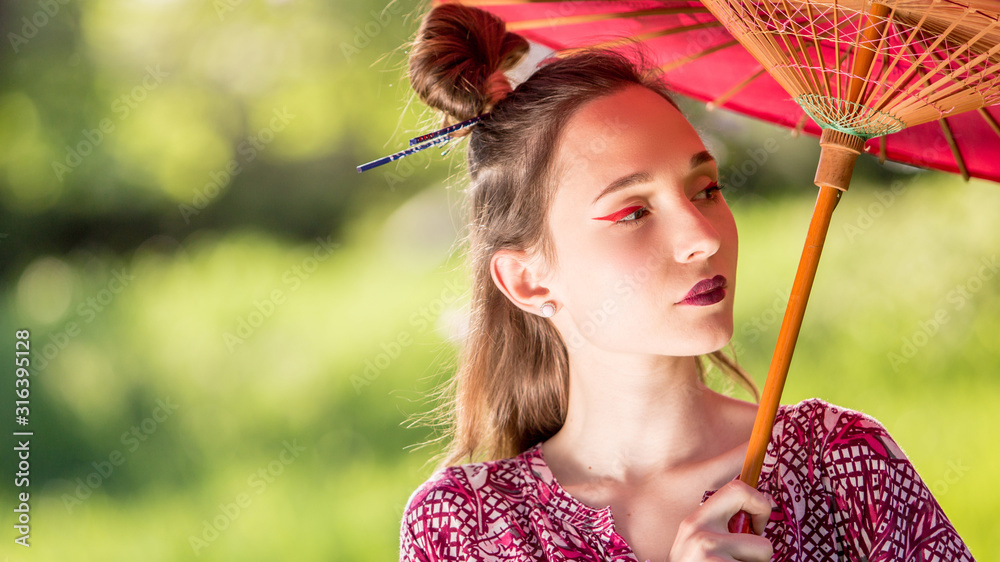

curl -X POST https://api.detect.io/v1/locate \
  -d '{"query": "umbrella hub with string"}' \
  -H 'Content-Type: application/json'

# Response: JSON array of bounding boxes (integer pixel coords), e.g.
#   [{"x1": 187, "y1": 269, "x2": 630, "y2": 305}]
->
[{"x1": 693, "y1": 0, "x2": 1000, "y2": 532}]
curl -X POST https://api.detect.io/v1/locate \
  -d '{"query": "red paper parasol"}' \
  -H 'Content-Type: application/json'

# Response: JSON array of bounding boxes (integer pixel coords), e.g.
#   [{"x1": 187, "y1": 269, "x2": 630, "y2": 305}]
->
[{"x1": 445, "y1": 0, "x2": 1000, "y2": 182}]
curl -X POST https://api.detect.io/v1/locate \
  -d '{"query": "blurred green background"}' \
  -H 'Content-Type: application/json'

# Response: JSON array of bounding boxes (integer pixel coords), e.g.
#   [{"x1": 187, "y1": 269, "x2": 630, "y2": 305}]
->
[{"x1": 0, "y1": 0, "x2": 996, "y2": 560}]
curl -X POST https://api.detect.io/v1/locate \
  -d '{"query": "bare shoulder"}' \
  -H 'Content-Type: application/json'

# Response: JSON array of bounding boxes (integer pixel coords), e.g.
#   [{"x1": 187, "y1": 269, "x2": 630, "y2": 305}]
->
[{"x1": 708, "y1": 392, "x2": 759, "y2": 441}]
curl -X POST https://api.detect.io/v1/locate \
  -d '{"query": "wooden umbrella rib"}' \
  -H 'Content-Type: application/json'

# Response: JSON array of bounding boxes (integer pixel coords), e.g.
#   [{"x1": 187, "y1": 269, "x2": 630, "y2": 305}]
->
[
  {"x1": 847, "y1": 1, "x2": 892, "y2": 105},
  {"x1": 871, "y1": 11, "x2": 970, "y2": 114},
  {"x1": 752, "y1": 0, "x2": 812, "y2": 96},
  {"x1": 835, "y1": 0, "x2": 843, "y2": 101},
  {"x1": 508, "y1": 6, "x2": 713, "y2": 32},
  {"x1": 817, "y1": 48, "x2": 858, "y2": 116},
  {"x1": 709, "y1": 65, "x2": 767, "y2": 109},
  {"x1": 843, "y1": 0, "x2": 867, "y2": 103},
  {"x1": 879, "y1": 38, "x2": 946, "y2": 129},
  {"x1": 764, "y1": 0, "x2": 809, "y2": 95},
  {"x1": 774, "y1": 0, "x2": 810, "y2": 92},
  {"x1": 555, "y1": 21, "x2": 725, "y2": 56},
  {"x1": 979, "y1": 106, "x2": 1000, "y2": 139},
  {"x1": 779, "y1": 0, "x2": 826, "y2": 99},
  {"x1": 884, "y1": 41, "x2": 974, "y2": 188},
  {"x1": 731, "y1": 0, "x2": 765, "y2": 43},
  {"x1": 804, "y1": 1, "x2": 834, "y2": 101},
  {"x1": 715, "y1": 0, "x2": 746, "y2": 32},
  {"x1": 873, "y1": 23, "x2": 930, "y2": 120},
  {"x1": 782, "y1": 12, "x2": 861, "y2": 102},
  {"x1": 939, "y1": 117, "x2": 970, "y2": 181},
  {"x1": 449, "y1": 0, "x2": 571, "y2": 5},
  {"x1": 912, "y1": 23, "x2": 1000, "y2": 101},
  {"x1": 868, "y1": 2, "x2": 927, "y2": 108},
  {"x1": 869, "y1": 5, "x2": 938, "y2": 115},
  {"x1": 808, "y1": 4, "x2": 874, "y2": 103},
  {"x1": 889, "y1": 32, "x2": 1000, "y2": 125},
  {"x1": 858, "y1": 2, "x2": 898, "y2": 107},
  {"x1": 804, "y1": 3, "x2": 863, "y2": 97},
  {"x1": 919, "y1": 51, "x2": 1000, "y2": 120},
  {"x1": 918, "y1": 30, "x2": 1000, "y2": 110},
  {"x1": 658, "y1": 38, "x2": 742, "y2": 73},
  {"x1": 793, "y1": 113, "x2": 810, "y2": 136},
  {"x1": 827, "y1": 48, "x2": 858, "y2": 115}
]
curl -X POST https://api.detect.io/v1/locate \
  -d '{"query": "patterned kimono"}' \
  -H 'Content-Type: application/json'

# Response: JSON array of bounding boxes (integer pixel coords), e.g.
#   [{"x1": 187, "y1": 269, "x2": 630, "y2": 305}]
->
[{"x1": 399, "y1": 398, "x2": 975, "y2": 561}]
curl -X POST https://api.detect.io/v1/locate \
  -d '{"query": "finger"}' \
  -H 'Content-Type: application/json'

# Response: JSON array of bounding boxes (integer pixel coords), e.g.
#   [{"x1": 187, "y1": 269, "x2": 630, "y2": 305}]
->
[
  {"x1": 694, "y1": 480, "x2": 773, "y2": 532},
  {"x1": 687, "y1": 530, "x2": 773, "y2": 562},
  {"x1": 724, "y1": 532, "x2": 774, "y2": 562},
  {"x1": 749, "y1": 492, "x2": 776, "y2": 536}
]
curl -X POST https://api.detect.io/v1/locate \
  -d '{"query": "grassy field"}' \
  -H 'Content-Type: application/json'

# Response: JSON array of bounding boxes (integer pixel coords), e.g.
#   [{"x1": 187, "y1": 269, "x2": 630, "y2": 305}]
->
[{"x1": 1, "y1": 171, "x2": 996, "y2": 561}]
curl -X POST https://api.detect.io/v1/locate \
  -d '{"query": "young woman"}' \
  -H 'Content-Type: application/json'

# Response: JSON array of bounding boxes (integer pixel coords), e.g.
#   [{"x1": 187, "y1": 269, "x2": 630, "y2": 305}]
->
[{"x1": 397, "y1": 4, "x2": 974, "y2": 561}]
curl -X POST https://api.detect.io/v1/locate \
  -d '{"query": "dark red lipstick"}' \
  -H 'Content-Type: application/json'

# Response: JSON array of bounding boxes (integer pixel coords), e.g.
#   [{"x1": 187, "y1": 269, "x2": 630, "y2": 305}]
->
[{"x1": 678, "y1": 275, "x2": 727, "y2": 306}]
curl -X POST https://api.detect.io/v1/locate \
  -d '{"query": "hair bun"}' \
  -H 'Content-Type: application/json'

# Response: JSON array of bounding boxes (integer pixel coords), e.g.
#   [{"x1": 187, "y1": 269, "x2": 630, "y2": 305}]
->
[{"x1": 408, "y1": 4, "x2": 529, "y2": 127}]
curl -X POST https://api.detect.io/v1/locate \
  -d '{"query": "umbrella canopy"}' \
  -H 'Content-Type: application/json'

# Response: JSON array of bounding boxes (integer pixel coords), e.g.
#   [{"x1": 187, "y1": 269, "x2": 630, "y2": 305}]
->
[{"x1": 446, "y1": 0, "x2": 1000, "y2": 183}]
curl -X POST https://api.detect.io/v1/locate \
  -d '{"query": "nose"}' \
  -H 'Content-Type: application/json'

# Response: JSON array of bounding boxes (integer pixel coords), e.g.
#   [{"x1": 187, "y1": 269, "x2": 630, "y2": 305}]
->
[{"x1": 671, "y1": 201, "x2": 722, "y2": 263}]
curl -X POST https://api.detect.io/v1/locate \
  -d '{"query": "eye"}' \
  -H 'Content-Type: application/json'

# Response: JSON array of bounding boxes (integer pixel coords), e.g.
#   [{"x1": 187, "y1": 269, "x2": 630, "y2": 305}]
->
[
  {"x1": 592, "y1": 205, "x2": 649, "y2": 227},
  {"x1": 694, "y1": 181, "x2": 724, "y2": 201},
  {"x1": 613, "y1": 206, "x2": 649, "y2": 227}
]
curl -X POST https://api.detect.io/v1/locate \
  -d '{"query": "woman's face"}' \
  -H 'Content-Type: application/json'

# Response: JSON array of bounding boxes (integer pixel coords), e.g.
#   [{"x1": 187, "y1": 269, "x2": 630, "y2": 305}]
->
[{"x1": 542, "y1": 84, "x2": 738, "y2": 357}]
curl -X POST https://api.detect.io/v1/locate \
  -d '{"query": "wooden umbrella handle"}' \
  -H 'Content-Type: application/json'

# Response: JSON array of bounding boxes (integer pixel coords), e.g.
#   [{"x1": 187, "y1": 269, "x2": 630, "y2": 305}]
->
[
  {"x1": 728, "y1": 510, "x2": 753, "y2": 534},
  {"x1": 729, "y1": 128, "x2": 865, "y2": 534},
  {"x1": 728, "y1": 183, "x2": 843, "y2": 534}
]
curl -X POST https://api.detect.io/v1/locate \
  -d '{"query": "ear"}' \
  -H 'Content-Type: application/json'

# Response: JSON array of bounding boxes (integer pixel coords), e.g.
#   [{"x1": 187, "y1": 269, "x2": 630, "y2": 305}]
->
[{"x1": 490, "y1": 248, "x2": 554, "y2": 315}]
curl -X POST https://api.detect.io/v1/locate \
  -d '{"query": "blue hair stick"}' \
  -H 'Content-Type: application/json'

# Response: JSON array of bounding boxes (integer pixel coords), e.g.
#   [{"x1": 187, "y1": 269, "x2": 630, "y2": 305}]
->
[
  {"x1": 408, "y1": 114, "x2": 485, "y2": 146},
  {"x1": 356, "y1": 135, "x2": 453, "y2": 173}
]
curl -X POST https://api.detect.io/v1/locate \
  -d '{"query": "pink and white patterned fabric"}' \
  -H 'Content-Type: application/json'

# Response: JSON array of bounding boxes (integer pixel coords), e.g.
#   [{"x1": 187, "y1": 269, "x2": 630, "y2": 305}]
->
[{"x1": 399, "y1": 398, "x2": 975, "y2": 561}]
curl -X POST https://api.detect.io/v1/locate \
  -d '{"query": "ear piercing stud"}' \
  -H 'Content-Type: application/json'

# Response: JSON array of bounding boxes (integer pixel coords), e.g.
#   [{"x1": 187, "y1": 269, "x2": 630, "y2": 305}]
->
[{"x1": 539, "y1": 301, "x2": 556, "y2": 318}]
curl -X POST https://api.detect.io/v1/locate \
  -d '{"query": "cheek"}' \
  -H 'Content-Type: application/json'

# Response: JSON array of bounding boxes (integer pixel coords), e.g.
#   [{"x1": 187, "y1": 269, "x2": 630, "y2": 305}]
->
[
  {"x1": 556, "y1": 233, "x2": 651, "y2": 308},
  {"x1": 728, "y1": 216, "x2": 739, "y2": 257},
  {"x1": 715, "y1": 206, "x2": 738, "y2": 257}
]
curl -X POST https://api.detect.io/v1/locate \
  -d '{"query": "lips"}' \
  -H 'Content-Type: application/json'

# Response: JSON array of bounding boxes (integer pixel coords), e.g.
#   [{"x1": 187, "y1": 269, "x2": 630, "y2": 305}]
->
[{"x1": 679, "y1": 275, "x2": 727, "y2": 305}]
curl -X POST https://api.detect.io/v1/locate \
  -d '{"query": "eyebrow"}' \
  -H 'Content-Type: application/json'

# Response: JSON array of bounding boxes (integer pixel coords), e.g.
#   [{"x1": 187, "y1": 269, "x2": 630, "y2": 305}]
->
[{"x1": 590, "y1": 150, "x2": 717, "y2": 206}]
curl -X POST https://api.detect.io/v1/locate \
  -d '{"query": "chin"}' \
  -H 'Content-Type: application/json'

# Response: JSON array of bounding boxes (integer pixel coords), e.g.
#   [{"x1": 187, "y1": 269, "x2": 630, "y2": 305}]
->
[{"x1": 685, "y1": 328, "x2": 734, "y2": 356}]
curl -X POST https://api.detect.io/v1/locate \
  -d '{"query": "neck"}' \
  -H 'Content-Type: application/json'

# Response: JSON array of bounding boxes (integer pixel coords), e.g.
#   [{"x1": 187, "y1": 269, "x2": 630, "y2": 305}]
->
[{"x1": 544, "y1": 351, "x2": 729, "y2": 483}]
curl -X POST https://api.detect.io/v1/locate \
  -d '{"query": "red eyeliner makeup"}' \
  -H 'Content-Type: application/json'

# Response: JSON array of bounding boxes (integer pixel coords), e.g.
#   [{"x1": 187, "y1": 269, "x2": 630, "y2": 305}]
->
[{"x1": 592, "y1": 205, "x2": 642, "y2": 221}]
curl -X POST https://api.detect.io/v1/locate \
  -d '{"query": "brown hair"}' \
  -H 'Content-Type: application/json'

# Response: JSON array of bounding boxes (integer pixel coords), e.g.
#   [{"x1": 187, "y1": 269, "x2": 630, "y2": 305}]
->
[{"x1": 405, "y1": 3, "x2": 759, "y2": 472}]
